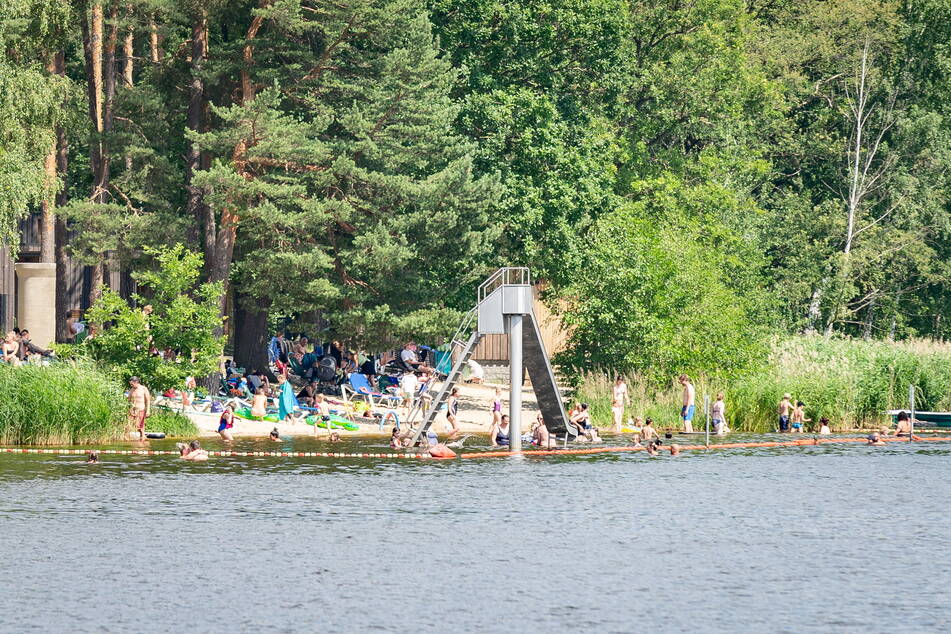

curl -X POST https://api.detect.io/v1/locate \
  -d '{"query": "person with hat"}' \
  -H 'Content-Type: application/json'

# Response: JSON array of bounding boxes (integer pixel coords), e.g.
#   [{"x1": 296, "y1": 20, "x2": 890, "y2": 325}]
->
[{"x1": 777, "y1": 393, "x2": 792, "y2": 433}]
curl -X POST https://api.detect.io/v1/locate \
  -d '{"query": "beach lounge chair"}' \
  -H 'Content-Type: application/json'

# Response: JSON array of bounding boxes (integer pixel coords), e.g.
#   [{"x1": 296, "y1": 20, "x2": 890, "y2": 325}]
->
[{"x1": 343, "y1": 372, "x2": 402, "y2": 409}]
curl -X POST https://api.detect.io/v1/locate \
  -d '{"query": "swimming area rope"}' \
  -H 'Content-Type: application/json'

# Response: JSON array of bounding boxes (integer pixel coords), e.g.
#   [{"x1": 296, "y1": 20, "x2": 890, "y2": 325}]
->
[{"x1": 1, "y1": 435, "x2": 949, "y2": 460}]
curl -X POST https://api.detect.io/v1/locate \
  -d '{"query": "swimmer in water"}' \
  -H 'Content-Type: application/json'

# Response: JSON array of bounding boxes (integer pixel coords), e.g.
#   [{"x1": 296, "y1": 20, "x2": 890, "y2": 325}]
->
[
  {"x1": 269, "y1": 427, "x2": 281, "y2": 442},
  {"x1": 669, "y1": 444, "x2": 681, "y2": 456},
  {"x1": 641, "y1": 418, "x2": 657, "y2": 442},
  {"x1": 328, "y1": 431, "x2": 341, "y2": 443},
  {"x1": 86, "y1": 451, "x2": 99, "y2": 464},
  {"x1": 894, "y1": 411, "x2": 912, "y2": 437},
  {"x1": 867, "y1": 432, "x2": 886, "y2": 446},
  {"x1": 531, "y1": 413, "x2": 556, "y2": 449},
  {"x1": 818, "y1": 417, "x2": 831, "y2": 435},
  {"x1": 178, "y1": 440, "x2": 209, "y2": 461},
  {"x1": 390, "y1": 426, "x2": 401, "y2": 448},
  {"x1": 646, "y1": 439, "x2": 661, "y2": 456}
]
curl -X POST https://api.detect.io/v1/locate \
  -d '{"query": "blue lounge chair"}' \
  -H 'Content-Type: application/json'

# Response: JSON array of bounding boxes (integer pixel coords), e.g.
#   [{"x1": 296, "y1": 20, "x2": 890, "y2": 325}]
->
[{"x1": 344, "y1": 372, "x2": 402, "y2": 409}]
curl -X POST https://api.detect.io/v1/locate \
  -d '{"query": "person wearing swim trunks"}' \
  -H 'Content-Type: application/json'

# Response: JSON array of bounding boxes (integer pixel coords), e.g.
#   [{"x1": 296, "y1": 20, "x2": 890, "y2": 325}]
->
[
  {"x1": 679, "y1": 374, "x2": 695, "y2": 433},
  {"x1": 611, "y1": 376, "x2": 628, "y2": 433},
  {"x1": 790, "y1": 401, "x2": 810, "y2": 433},
  {"x1": 778, "y1": 393, "x2": 792, "y2": 432},
  {"x1": 127, "y1": 376, "x2": 151, "y2": 441}
]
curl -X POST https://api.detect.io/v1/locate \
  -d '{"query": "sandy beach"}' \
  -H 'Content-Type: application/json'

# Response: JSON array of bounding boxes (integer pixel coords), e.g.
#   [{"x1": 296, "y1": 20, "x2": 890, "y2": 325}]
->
[{"x1": 165, "y1": 381, "x2": 544, "y2": 439}]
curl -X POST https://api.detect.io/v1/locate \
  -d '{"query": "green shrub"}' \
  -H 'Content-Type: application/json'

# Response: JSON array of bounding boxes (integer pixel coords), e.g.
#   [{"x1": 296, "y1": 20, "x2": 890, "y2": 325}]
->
[
  {"x1": 0, "y1": 361, "x2": 127, "y2": 444},
  {"x1": 147, "y1": 407, "x2": 200, "y2": 437},
  {"x1": 574, "y1": 336, "x2": 951, "y2": 432}
]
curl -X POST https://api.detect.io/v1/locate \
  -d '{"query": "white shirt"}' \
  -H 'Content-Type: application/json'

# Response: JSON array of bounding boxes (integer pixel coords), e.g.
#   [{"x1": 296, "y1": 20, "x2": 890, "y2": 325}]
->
[
  {"x1": 467, "y1": 359, "x2": 484, "y2": 380},
  {"x1": 400, "y1": 373, "x2": 418, "y2": 394},
  {"x1": 400, "y1": 349, "x2": 418, "y2": 365}
]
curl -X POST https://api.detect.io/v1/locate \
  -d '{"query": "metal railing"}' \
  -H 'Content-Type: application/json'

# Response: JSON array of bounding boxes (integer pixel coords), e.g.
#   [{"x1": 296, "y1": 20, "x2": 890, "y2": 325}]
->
[{"x1": 477, "y1": 267, "x2": 530, "y2": 304}]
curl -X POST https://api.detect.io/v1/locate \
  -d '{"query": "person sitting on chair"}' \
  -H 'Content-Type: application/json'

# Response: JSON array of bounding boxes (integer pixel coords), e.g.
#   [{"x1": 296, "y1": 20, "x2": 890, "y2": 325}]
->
[{"x1": 400, "y1": 342, "x2": 433, "y2": 374}]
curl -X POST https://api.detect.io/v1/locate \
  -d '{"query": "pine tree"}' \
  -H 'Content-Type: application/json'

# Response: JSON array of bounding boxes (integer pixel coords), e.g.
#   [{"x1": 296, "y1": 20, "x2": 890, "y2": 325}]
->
[{"x1": 191, "y1": 0, "x2": 498, "y2": 367}]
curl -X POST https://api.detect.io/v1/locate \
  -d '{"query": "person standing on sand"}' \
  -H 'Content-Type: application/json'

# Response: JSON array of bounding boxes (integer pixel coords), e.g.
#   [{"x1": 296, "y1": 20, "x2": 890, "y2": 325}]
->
[
  {"x1": 445, "y1": 387, "x2": 461, "y2": 439},
  {"x1": 611, "y1": 376, "x2": 629, "y2": 433},
  {"x1": 491, "y1": 387, "x2": 503, "y2": 427},
  {"x1": 778, "y1": 394, "x2": 792, "y2": 432},
  {"x1": 679, "y1": 374, "x2": 695, "y2": 433},
  {"x1": 127, "y1": 377, "x2": 151, "y2": 441}
]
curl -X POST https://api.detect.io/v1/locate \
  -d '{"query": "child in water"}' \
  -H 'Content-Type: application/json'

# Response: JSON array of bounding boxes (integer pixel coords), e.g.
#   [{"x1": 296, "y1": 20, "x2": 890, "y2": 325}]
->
[
  {"x1": 711, "y1": 393, "x2": 728, "y2": 435},
  {"x1": 818, "y1": 417, "x2": 831, "y2": 435},
  {"x1": 791, "y1": 401, "x2": 810, "y2": 433},
  {"x1": 269, "y1": 427, "x2": 281, "y2": 442},
  {"x1": 390, "y1": 426, "x2": 402, "y2": 448}
]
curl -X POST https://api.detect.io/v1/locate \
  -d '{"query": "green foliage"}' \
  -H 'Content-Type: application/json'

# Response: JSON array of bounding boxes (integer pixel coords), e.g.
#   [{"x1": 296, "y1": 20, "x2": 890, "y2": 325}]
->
[
  {"x1": 555, "y1": 193, "x2": 770, "y2": 381},
  {"x1": 147, "y1": 407, "x2": 200, "y2": 437},
  {"x1": 0, "y1": 361, "x2": 126, "y2": 445},
  {"x1": 576, "y1": 336, "x2": 951, "y2": 433},
  {"x1": 85, "y1": 244, "x2": 224, "y2": 392}
]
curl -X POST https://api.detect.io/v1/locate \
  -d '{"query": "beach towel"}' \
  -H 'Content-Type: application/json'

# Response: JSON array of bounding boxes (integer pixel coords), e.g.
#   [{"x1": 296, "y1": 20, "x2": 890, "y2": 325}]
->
[{"x1": 278, "y1": 381, "x2": 299, "y2": 421}]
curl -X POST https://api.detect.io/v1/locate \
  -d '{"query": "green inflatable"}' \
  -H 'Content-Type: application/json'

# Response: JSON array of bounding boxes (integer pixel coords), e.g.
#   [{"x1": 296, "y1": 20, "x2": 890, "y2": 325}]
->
[{"x1": 305, "y1": 414, "x2": 360, "y2": 431}]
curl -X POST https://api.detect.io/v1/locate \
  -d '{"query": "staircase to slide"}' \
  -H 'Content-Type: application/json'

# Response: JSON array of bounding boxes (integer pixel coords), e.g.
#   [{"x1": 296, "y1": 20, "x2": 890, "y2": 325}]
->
[{"x1": 406, "y1": 268, "x2": 574, "y2": 448}]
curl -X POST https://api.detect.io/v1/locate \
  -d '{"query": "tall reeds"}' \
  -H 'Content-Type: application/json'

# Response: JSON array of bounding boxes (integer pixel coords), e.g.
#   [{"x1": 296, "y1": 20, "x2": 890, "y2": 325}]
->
[
  {"x1": 574, "y1": 336, "x2": 951, "y2": 432},
  {"x1": 0, "y1": 362, "x2": 127, "y2": 444}
]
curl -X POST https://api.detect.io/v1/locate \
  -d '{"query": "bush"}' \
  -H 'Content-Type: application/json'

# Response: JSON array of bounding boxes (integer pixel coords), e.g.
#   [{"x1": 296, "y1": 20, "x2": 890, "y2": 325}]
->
[
  {"x1": 146, "y1": 407, "x2": 200, "y2": 437},
  {"x1": 0, "y1": 361, "x2": 127, "y2": 444},
  {"x1": 85, "y1": 244, "x2": 224, "y2": 392},
  {"x1": 574, "y1": 336, "x2": 951, "y2": 432}
]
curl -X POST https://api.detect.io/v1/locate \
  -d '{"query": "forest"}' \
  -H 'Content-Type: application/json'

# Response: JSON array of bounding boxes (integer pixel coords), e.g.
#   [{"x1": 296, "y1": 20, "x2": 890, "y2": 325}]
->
[{"x1": 1, "y1": 0, "x2": 949, "y2": 382}]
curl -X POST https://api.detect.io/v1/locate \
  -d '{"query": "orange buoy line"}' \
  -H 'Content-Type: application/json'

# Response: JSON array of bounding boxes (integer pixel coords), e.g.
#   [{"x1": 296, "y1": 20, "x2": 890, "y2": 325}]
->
[
  {"x1": 0, "y1": 447, "x2": 427, "y2": 459},
  {"x1": 459, "y1": 435, "x2": 951, "y2": 459},
  {"x1": 1, "y1": 436, "x2": 948, "y2": 461}
]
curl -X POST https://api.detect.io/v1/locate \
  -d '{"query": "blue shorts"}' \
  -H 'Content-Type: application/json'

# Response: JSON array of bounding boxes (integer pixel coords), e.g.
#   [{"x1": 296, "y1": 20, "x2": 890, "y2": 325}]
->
[
  {"x1": 779, "y1": 415, "x2": 790, "y2": 431},
  {"x1": 792, "y1": 423, "x2": 802, "y2": 429},
  {"x1": 681, "y1": 405, "x2": 695, "y2": 422}
]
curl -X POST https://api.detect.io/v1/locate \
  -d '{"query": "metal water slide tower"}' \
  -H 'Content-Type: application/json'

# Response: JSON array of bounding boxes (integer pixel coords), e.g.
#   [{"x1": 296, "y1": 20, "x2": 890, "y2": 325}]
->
[{"x1": 406, "y1": 267, "x2": 573, "y2": 449}]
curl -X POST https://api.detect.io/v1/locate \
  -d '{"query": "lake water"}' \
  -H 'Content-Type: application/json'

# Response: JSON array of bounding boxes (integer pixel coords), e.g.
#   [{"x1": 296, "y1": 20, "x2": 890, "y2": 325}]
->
[{"x1": 0, "y1": 434, "x2": 948, "y2": 633}]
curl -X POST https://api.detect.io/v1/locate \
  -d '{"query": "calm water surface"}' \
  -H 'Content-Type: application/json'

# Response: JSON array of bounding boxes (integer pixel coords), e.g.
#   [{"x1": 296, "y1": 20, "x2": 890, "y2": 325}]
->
[{"x1": 0, "y1": 434, "x2": 947, "y2": 633}]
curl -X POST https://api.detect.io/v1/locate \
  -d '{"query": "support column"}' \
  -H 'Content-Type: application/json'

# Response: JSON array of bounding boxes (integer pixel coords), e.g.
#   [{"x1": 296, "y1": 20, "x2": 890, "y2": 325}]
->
[
  {"x1": 509, "y1": 314, "x2": 523, "y2": 451},
  {"x1": 15, "y1": 263, "x2": 57, "y2": 348}
]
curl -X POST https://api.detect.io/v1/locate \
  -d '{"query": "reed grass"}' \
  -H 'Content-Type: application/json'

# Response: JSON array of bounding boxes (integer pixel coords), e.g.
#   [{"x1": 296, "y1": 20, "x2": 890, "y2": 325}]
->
[
  {"x1": 147, "y1": 408, "x2": 200, "y2": 437},
  {"x1": 574, "y1": 336, "x2": 951, "y2": 432},
  {"x1": 0, "y1": 361, "x2": 127, "y2": 444}
]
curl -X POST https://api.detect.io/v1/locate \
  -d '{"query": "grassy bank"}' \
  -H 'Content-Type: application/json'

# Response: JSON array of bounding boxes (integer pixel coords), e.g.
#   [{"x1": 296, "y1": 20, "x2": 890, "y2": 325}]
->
[
  {"x1": 0, "y1": 362, "x2": 127, "y2": 444},
  {"x1": 574, "y1": 336, "x2": 951, "y2": 432},
  {"x1": 147, "y1": 407, "x2": 200, "y2": 437}
]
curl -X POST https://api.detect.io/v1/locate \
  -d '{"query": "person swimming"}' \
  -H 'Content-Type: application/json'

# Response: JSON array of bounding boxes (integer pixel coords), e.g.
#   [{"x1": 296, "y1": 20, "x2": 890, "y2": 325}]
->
[
  {"x1": 269, "y1": 427, "x2": 281, "y2": 442},
  {"x1": 646, "y1": 439, "x2": 662, "y2": 456},
  {"x1": 178, "y1": 440, "x2": 209, "y2": 461},
  {"x1": 390, "y1": 426, "x2": 402, "y2": 448},
  {"x1": 86, "y1": 451, "x2": 99, "y2": 464},
  {"x1": 490, "y1": 414, "x2": 511, "y2": 447},
  {"x1": 669, "y1": 444, "x2": 681, "y2": 456},
  {"x1": 867, "y1": 432, "x2": 886, "y2": 446}
]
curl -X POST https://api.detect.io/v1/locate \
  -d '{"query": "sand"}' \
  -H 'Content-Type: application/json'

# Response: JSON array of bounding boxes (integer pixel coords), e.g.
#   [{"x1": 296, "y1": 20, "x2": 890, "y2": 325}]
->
[{"x1": 163, "y1": 381, "x2": 543, "y2": 439}]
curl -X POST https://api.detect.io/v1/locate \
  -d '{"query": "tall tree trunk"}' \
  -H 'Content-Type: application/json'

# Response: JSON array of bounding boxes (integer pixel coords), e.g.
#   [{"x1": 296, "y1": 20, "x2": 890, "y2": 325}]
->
[
  {"x1": 123, "y1": 15, "x2": 134, "y2": 87},
  {"x1": 207, "y1": 3, "x2": 269, "y2": 315},
  {"x1": 82, "y1": 0, "x2": 110, "y2": 309},
  {"x1": 234, "y1": 291, "x2": 271, "y2": 374},
  {"x1": 38, "y1": 55, "x2": 61, "y2": 263},
  {"x1": 52, "y1": 50, "x2": 70, "y2": 342},
  {"x1": 863, "y1": 297, "x2": 875, "y2": 340},
  {"x1": 149, "y1": 16, "x2": 160, "y2": 63},
  {"x1": 185, "y1": 13, "x2": 213, "y2": 267}
]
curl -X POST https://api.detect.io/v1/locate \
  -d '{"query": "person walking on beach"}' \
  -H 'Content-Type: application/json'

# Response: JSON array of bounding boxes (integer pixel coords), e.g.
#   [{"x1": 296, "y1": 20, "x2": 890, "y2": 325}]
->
[
  {"x1": 679, "y1": 374, "x2": 695, "y2": 433},
  {"x1": 778, "y1": 394, "x2": 792, "y2": 432},
  {"x1": 611, "y1": 376, "x2": 628, "y2": 433},
  {"x1": 127, "y1": 377, "x2": 151, "y2": 441},
  {"x1": 445, "y1": 387, "x2": 461, "y2": 439},
  {"x1": 711, "y1": 392, "x2": 728, "y2": 435}
]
